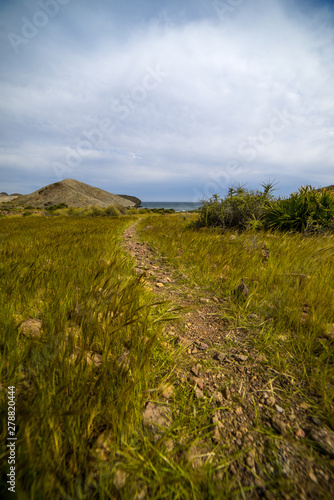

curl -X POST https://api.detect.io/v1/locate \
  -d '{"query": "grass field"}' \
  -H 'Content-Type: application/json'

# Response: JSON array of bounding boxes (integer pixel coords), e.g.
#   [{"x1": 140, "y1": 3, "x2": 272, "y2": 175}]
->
[
  {"x1": 138, "y1": 214, "x2": 334, "y2": 426},
  {"x1": 1, "y1": 213, "x2": 333, "y2": 499}
]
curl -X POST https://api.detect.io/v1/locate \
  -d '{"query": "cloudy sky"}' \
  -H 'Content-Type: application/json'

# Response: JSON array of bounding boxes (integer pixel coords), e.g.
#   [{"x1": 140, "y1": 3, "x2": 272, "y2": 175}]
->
[{"x1": 0, "y1": 0, "x2": 333, "y2": 201}]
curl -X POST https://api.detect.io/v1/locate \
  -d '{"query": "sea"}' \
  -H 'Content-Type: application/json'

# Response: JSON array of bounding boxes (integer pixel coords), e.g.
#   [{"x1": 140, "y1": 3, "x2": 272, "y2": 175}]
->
[{"x1": 139, "y1": 202, "x2": 203, "y2": 212}]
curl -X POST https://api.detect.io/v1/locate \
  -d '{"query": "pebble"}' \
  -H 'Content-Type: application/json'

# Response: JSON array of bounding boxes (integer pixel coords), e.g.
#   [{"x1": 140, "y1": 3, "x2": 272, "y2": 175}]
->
[
  {"x1": 195, "y1": 387, "x2": 204, "y2": 398},
  {"x1": 222, "y1": 386, "x2": 231, "y2": 400},
  {"x1": 213, "y1": 352, "x2": 226, "y2": 363},
  {"x1": 194, "y1": 377, "x2": 204, "y2": 390},
  {"x1": 191, "y1": 365, "x2": 200, "y2": 376},
  {"x1": 113, "y1": 469, "x2": 127, "y2": 490},
  {"x1": 271, "y1": 417, "x2": 287, "y2": 435},
  {"x1": 296, "y1": 428, "x2": 306, "y2": 439},
  {"x1": 275, "y1": 405, "x2": 284, "y2": 413},
  {"x1": 309, "y1": 470, "x2": 318, "y2": 483},
  {"x1": 142, "y1": 402, "x2": 172, "y2": 432},
  {"x1": 155, "y1": 282, "x2": 164, "y2": 288},
  {"x1": 196, "y1": 341, "x2": 209, "y2": 350},
  {"x1": 246, "y1": 455, "x2": 255, "y2": 468},
  {"x1": 266, "y1": 396, "x2": 276, "y2": 407},
  {"x1": 233, "y1": 354, "x2": 248, "y2": 362},
  {"x1": 213, "y1": 391, "x2": 224, "y2": 403}
]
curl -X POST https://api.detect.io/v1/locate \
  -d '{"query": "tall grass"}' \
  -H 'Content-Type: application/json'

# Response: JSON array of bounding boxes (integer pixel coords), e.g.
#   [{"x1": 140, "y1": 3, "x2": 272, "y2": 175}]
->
[
  {"x1": 0, "y1": 217, "x2": 179, "y2": 498},
  {"x1": 138, "y1": 214, "x2": 334, "y2": 426}
]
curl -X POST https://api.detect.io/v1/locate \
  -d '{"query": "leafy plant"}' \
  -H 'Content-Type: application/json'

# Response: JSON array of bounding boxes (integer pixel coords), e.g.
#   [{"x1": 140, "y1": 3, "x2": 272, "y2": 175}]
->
[
  {"x1": 264, "y1": 185, "x2": 334, "y2": 232},
  {"x1": 196, "y1": 183, "x2": 276, "y2": 230}
]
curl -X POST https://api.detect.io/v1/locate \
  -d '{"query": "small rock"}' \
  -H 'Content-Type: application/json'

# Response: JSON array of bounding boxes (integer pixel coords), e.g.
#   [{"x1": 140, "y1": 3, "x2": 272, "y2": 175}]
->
[
  {"x1": 212, "y1": 412, "x2": 220, "y2": 424},
  {"x1": 20, "y1": 319, "x2": 42, "y2": 337},
  {"x1": 162, "y1": 384, "x2": 174, "y2": 399},
  {"x1": 265, "y1": 396, "x2": 276, "y2": 407},
  {"x1": 191, "y1": 365, "x2": 200, "y2": 376},
  {"x1": 194, "y1": 387, "x2": 204, "y2": 398},
  {"x1": 275, "y1": 405, "x2": 284, "y2": 413},
  {"x1": 233, "y1": 354, "x2": 248, "y2": 362},
  {"x1": 213, "y1": 391, "x2": 224, "y2": 403},
  {"x1": 296, "y1": 428, "x2": 306, "y2": 439},
  {"x1": 212, "y1": 425, "x2": 221, "y2": 443},
  {"x1": 229, "y1": 464, "x2": 237, "y2": 475},
  {"x1": 308, "y1": 470, "x2": 318, "y2": 483},
  {"x1": 194, "y1": 377, "x2": 204, "y2": 390},
  {"x1": 176, "y1": 336, "x2": 192, "y2": 348},
  {"x1": 199, "y1": 298, "x2": 210, "y2": 303},
  {"x1": 272, "y1": 417, "x2": 287, "y2": 435},
  {"x1": 93, "y1": 431, "x2": 112, "y2": 460},
  {"x1": 246, "y1": 455, "x2": 255, "y2": 468},
  {"x1": 142, "y1": 402, "x2": 172, "y2": 432},
  {"x1": 155, "y1": 282, "x2": 164, "y2": 288},
  {"x1": 222, "y1": 386, "x2": 231, "y2": 400},
  {"x1": 213, "y1": 352, "x2": 226, "y2": 363},
  {"x1": 86, "y1": 352, "x2": 102, "y2": 367},
  {"x1": 235, "y1": 406, "x2": 243, "y2": 415},
  {"x1": 196, "y1": 341, "x2": 209, "y2": 350},
  {"x1": 309, "y1": 427, "x2": 334, "y2": 457},
  {"x1": 113, "y1": 469, "x2": 127, "y2": 490}
]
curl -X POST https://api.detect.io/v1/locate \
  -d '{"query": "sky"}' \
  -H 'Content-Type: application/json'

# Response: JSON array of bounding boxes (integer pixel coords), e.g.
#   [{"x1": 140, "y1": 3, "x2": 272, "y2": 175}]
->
[{"x1": 0, "y1": 0, "x2": 333, "y2": 201}]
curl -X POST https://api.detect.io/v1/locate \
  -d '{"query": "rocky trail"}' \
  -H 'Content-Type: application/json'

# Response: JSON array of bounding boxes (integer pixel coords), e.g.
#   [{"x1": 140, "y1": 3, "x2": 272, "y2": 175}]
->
[{"x1": 122, "y1": 221, "x2": 334, "y2": 499}]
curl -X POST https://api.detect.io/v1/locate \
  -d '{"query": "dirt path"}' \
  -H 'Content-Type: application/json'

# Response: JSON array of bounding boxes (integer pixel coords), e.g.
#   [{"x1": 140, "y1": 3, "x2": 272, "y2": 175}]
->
[{"x1": 122, "y1": 221, "x2": 334, "y2": 499}]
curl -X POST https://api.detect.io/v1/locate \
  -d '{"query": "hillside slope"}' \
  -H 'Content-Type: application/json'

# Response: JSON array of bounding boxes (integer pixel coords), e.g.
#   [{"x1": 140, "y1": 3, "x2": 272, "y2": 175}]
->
[{"x1": 13, "y1": 179, "x2": 140, "y2": 208}]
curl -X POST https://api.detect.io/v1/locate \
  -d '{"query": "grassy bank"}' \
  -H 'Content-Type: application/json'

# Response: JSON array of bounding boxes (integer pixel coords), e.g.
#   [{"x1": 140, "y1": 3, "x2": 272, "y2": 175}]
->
[{"x1": 138, "y1": 214, "x2": 334, "y2": 426}]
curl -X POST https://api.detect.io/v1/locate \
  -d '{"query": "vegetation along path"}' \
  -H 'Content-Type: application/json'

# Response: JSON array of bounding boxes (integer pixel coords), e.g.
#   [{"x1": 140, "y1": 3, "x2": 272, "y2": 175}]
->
[{"x1": 122, "y1": 217, "x2": 334, "y2": 499}]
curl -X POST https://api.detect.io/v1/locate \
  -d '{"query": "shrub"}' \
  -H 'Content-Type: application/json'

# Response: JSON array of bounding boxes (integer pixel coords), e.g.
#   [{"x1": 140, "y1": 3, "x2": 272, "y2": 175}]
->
[
  {"x1": 196, "y1": 183, "x2": 275, "y2": 230},
  {"x1": 103, "y1": 205, "x2": 121, "y2": 216},
  {"x1": 264, "y1": 186, "x2": 334, "y2": 233},
  {"x1": 45, "y1": 202, "x2": 68, "y2": 211}
]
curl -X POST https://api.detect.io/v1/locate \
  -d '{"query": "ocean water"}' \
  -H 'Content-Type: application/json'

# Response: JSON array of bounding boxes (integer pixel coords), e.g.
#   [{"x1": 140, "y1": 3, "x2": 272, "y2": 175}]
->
[{"x1": 139, "y1": 202, "x2": 203, "y2": 212}]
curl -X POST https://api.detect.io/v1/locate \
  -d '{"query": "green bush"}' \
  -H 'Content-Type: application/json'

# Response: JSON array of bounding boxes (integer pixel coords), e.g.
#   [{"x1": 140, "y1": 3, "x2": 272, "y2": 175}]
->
[
  {"x1": 103, "y1": 205, "x2": 121, "y2": 216},
  {"x1": 264, "y1": 186, "x2": 334, "y2": 233},
  {"x1": 196, "y1": 183, "x2": 275, "y2": 230},
  {"x1": 45, "y1": 202, "x2": 68, "y2": 211}
]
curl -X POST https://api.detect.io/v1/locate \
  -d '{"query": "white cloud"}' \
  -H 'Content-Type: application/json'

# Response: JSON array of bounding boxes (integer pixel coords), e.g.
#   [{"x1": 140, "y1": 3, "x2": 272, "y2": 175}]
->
[{"x1": 0, "y1": 0, "x2": 333, "y2": 198}]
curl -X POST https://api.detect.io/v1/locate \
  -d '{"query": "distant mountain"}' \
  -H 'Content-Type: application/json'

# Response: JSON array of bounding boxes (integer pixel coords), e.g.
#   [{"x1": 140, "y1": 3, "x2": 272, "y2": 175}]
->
[{"x1": 13, "y1": 179, "x2": 141, "y2": 208}]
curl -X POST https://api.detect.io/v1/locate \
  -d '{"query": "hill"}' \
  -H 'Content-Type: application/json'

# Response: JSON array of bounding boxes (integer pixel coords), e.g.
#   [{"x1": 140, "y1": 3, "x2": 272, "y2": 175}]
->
[{"x1": 12, "y1": 179, "x2": 141, "y2": 208}]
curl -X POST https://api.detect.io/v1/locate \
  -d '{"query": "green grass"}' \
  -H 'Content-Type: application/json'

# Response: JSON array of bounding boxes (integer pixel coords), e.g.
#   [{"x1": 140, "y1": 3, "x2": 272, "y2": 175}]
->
[
  {"x1": 138, "y1": 214, "x2": 334, "y2": 426},
  {"x1": 0, "y1": 216, "x2": 248, "y2": 499},
  {"x1": 1, "y1": 213, "x2": 333, "y2": 498},
  {"x1": 0, "y1": 217, "x2": 180, "y2": 498}
]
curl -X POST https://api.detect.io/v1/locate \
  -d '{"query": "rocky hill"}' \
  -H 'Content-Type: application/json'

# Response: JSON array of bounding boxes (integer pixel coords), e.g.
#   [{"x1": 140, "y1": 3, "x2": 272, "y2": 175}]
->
[{"x1": 10, "y1": 179, "x2": 141, "y2": 208}]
